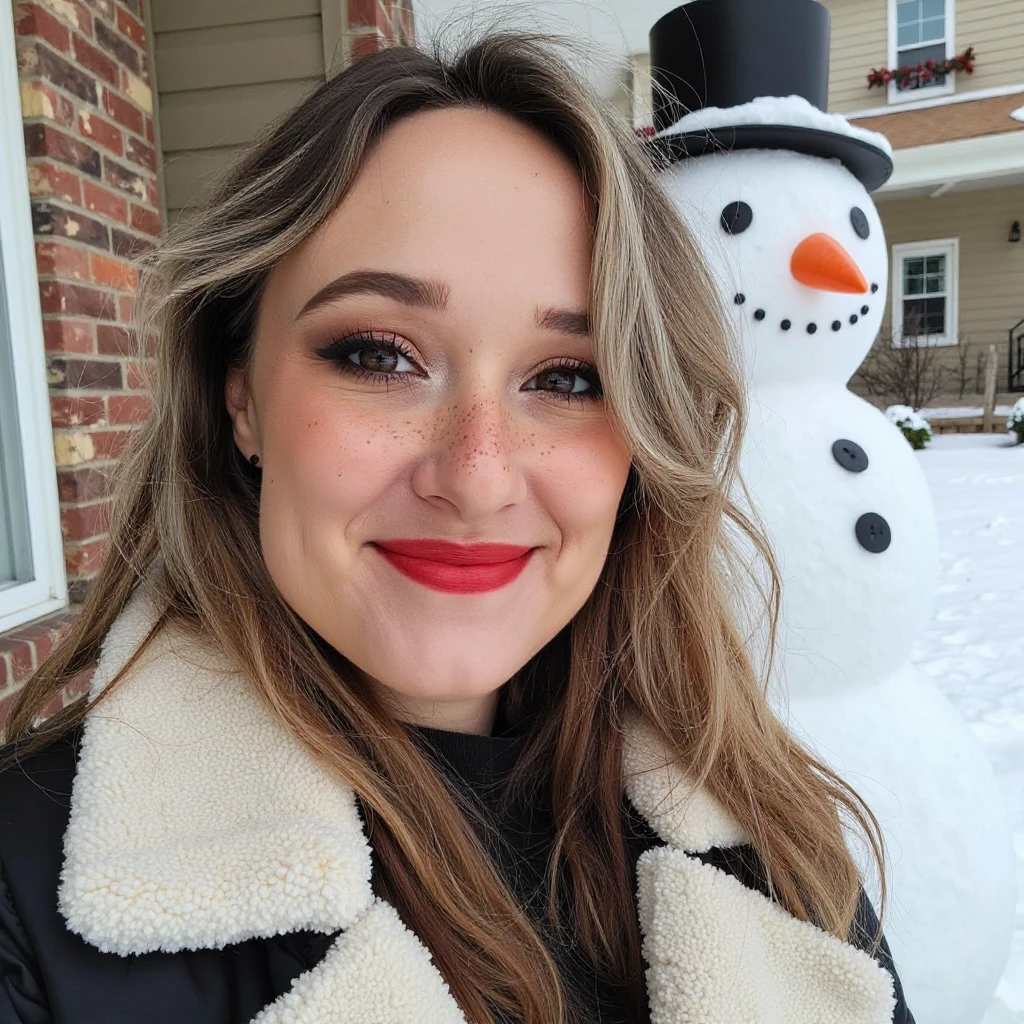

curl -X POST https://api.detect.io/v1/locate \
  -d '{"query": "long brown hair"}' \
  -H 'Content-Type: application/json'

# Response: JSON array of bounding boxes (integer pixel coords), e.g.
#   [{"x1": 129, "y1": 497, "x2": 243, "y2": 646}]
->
[{"x1": 7, "y1": 32, "x2": 886, "y2": 1024}]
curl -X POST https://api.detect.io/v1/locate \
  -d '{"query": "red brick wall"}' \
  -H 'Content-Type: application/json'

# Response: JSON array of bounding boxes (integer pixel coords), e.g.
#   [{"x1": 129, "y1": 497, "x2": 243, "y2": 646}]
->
[
  {"x1": 0, "y1": 0, "x2": 160, "y2": 726},
  {"x1": 0, "y1": 0, "x2": 417, "y2": 728}
]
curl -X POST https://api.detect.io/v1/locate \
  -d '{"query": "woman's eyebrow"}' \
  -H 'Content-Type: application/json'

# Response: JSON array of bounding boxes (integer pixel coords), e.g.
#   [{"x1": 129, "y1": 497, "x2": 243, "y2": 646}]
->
[
  {"x1": 296, "y1": 270, "x2": 450, "y2": 320},
  {"x1": 295, "y1": 268, "x2": 590, "y2": 337},
  {"x1": 536, "y1": 307, "x2": 590, "y2": 336}
]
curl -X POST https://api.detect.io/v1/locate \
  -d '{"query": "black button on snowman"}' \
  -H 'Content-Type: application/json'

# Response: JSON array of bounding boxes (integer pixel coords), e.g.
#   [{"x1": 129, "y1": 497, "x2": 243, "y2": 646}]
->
[
  {"x1": 855, "y1": 511, "x2": 892, "y2": 553},
  {"x1": 649, "y1": 0, "x2": 897, "y2": 557},
  {"x1": 831, "y1": 439, "x2": 891, "y2": 552},
  {"x1": 831, "y1": 438, "x2": 868, "y2": 473}
]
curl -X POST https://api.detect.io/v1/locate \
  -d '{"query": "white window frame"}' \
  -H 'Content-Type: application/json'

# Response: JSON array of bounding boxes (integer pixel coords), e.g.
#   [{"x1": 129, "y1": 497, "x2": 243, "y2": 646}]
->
[
  {"x1": 890, "y1": 238, "x2": 960, "y2": 348},
  {"x1": 0, "y1": 7, "x2": 67, "y2": 633},
  {"x1": 886, "y1": 0, "x2": 956, "y2": 106}
]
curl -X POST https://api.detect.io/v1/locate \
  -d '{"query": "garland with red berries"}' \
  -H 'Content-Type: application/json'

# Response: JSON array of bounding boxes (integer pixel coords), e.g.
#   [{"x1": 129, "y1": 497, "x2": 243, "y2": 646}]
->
[{"x1": 867, "y1": 46, "x2": 975, "y2": 90}]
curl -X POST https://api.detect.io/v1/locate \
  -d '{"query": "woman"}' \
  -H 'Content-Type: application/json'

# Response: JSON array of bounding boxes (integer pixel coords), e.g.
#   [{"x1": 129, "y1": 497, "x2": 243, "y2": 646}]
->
[{"x1": 0, "y1": 33, "x2": 913, "y2": 1024}]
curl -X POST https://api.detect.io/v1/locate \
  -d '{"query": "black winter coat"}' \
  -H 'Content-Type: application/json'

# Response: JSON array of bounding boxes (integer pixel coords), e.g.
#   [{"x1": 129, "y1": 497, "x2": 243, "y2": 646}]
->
[
  {"x1": 0, "y1": 586, "x2": 914, "y2": 1024},
  {"x1": 0, "y1": 727, "x2": 913, "y2": 1024},
  {"x1": 0, "y1": 729, "x2": 335, "y2": 1023}
]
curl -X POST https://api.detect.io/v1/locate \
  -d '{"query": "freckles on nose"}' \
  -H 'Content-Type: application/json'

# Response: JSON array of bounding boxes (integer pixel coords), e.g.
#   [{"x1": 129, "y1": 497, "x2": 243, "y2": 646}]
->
[{"x1": 435, "y1": 398, "x2": 520, "y2": 472}]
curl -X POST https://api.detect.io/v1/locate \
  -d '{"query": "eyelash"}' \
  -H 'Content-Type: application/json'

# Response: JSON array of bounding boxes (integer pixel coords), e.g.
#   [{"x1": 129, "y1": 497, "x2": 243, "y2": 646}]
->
[{"x1": 314, "y1": 330, "x2": 604, "y2": 407}]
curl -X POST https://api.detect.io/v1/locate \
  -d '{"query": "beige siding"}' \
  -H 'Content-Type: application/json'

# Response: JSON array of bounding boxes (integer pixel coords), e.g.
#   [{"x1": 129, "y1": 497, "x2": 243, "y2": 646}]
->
[
  {"x1": 150, "y1": 0, "x2": 321, "y2": 33},
  {"x1": 150, "y1": 0, "x2": 326, "y2": 225},
  {"x1": 822, "y1": 0, "x2": 889, "y2": 114},
  {"x1": 823, "y1": 0, "x2": 1024, "y2": 116},
  {"x1": 956, "y1": 0, "x2": 1024, "y2": 95},
  {"x1": 625, "y1": 0, "x2": 1024, "y2": 126},
  {"x1": 858, "y1": 185, "x2": 1024, "y2": 397},
  {"x1": 160, "y1": 80, "x2": 318, "y2": 153},
  {"x1": 628, "y1": 52, "x2": 653, "y2": 129}
]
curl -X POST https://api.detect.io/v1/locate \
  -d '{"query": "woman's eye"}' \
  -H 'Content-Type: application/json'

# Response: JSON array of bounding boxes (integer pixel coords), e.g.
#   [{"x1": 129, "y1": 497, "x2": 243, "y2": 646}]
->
[
  {"x1": 524, "y1": 365, "x2": 602, "y2": 404},
  {"x1": 314, "y1": 333, "x2": 420, "y2": 383},
  {"x1": 348, "y1": 343, "x2": 415, "y2": 375}
]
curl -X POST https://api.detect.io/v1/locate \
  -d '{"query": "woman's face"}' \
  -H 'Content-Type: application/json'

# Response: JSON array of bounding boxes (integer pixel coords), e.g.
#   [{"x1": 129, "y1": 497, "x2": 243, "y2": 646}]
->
[{"x1": 227, "y1": 106, "x2": 632, "y2": 734}]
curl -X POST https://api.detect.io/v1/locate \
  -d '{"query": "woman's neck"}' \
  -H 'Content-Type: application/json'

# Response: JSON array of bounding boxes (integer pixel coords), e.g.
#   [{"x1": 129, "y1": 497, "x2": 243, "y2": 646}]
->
[{"x1": 370, "y1": 681, "x2": 502, "y2": 736}]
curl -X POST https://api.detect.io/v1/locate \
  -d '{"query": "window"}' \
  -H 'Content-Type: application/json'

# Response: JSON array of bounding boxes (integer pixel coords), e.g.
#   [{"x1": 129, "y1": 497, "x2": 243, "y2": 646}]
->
[
  {"x1": 888, "y1": 0, "x2": 955, "y2": 101},
  {"x1": 0, "y1": 9, "x2": 66, "y2": 632},
  {"x1": 891, "y1": 239, "x2": 960, "y2": 347}
]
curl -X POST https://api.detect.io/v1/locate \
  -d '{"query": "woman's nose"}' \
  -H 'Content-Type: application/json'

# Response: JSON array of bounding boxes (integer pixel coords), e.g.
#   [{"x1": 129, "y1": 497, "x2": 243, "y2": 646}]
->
[{"x1": 410, "y1": 393, "x2": 529, "y2": 521}]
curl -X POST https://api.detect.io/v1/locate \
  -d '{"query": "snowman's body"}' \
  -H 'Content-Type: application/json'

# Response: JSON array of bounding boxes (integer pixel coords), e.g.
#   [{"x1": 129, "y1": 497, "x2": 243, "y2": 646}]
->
[{"x1": 661, "y1": 141, "x2": 1014, "y2": 1024}]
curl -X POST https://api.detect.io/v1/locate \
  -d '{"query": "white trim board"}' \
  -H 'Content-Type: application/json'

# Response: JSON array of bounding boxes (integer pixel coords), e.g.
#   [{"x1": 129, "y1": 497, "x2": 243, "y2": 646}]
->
[
  {"x1": 0, "y1": 5, "x2": 67, "y2": 633},
  {"x1": 879, "y1": 129, "x2": 1024, "y2": 193},
  {"x1": 844, "y1": 82, "x2": 1024, "y2": 121}
]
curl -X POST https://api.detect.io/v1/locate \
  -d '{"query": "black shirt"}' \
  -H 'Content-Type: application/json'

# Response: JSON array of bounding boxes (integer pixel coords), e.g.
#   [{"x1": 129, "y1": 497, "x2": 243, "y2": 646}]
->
[{"x1": 405, "y1": 714, "x2": 665, "y2": 1024}]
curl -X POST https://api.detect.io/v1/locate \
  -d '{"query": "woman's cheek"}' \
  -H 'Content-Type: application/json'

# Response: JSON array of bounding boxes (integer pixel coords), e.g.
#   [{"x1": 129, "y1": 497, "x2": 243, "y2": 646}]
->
[
  {"x1": 258, "y1": 385, "x2": 416, "y2": 556},
  {"x1": 554, "y1": 424, "x2": 631, "y2": 497},
  {"x1": 275, "y1": 377, "x2": 409, "y2": 482},
  {"x1": 540, "y1": 428, "x2": 632, "y2": 544}
]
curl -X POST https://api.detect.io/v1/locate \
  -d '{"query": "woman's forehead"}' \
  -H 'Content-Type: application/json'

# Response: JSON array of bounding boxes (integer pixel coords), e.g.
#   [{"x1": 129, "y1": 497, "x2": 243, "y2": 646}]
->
[{"x1": 269, "y1": 107, "x2": 593, "y2": 316}]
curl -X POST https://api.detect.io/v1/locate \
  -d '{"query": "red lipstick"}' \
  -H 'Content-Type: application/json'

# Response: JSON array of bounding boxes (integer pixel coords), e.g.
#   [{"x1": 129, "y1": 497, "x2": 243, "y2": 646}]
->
[{"x1": 371, "y1": 539, "x2": 535, "y2": 594}]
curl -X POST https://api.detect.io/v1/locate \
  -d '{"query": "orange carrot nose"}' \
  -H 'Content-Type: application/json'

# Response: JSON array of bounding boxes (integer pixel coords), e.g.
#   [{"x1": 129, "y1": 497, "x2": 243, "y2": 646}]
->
[{"x1": 791, "y1": 233, "x2": 868, "y2": 293}]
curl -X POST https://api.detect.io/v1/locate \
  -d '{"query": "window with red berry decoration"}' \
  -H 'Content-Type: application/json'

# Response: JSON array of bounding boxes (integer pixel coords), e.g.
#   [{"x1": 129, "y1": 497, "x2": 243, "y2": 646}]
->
[
  {"x1": 894, "y1": 0, "x2": 949, "y2": 89},
  {"x1": 866, "y1": 0, "x2": 975, "y2": 98}
]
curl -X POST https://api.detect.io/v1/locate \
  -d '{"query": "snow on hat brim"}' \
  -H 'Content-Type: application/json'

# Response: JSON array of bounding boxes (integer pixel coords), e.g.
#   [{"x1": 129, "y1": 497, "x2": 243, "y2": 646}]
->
[{"x1": 653, "y1": 95, "x2": 894, "y2": 192}]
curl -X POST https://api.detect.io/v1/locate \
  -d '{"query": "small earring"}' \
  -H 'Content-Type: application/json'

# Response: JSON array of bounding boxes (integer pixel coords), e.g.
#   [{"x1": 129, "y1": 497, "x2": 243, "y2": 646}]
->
[{"x1": 249, "y1": 454, "x2": 260, "y2": 466}]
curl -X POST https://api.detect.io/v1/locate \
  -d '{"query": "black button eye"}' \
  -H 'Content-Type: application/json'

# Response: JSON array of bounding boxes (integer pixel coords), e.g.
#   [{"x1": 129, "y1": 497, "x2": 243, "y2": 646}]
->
[
  {"x1": 851, "y1": 206, "x2": 870, "y2": 239},
  {"x1": 721, "y1": 201, "x2": 753, "y2": 235}
]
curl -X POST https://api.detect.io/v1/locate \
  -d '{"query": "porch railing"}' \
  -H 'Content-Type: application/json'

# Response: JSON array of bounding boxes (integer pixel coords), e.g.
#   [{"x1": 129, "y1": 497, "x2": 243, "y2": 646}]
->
[{"x1": 1010, "y1": 316, "x2": 1024, "y2": 393}]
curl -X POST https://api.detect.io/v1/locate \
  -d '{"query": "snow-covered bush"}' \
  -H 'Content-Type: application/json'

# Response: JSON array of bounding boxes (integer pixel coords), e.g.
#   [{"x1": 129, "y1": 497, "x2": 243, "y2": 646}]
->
[
  {"x1": 885, "y1": 405, "x2": 933, "y2": 450},
  {"x1": 1007, "y1": 398, "x2": 1024, "y2": 445}
]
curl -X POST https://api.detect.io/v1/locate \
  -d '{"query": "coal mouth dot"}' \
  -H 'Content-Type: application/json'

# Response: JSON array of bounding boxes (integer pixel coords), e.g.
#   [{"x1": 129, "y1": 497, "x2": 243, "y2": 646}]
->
[
  {"x1": 772, "y1": 308, "x2": 866, "y2": 334},
  {"x1": 734, "y1": 293, "x2": 746, "y2": 305},
  {"x1": 754, "y1": 308, "x2": 765, "y2": 321},
  {"x1": 870, "y1": 283, "x2": 879, "y2": 293},
  {"x1": 861, "y1": 304, "x2": 869, "y2": 315},
  {"x1": 772, "y1": 311, "x2": 866, "y2": 333}
]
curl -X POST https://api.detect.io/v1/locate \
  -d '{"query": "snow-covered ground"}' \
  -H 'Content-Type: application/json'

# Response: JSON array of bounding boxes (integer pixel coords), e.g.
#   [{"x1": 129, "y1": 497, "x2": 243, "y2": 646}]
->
[{"x1": 912, "y1": 431, "x2": 1024, "y2": 1022}]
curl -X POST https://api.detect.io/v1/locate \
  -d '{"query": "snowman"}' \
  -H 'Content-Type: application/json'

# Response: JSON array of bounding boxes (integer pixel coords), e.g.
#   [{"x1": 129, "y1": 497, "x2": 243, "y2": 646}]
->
[{"x1": 648, "y1": 2, "x2": 1015, "y2": 1022}]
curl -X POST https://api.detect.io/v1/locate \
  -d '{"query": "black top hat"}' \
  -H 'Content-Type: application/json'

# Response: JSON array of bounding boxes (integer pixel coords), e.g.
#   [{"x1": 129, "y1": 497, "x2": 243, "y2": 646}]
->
[{"x1": 649, "y1": 0, "x2": 893, "y2": 191}]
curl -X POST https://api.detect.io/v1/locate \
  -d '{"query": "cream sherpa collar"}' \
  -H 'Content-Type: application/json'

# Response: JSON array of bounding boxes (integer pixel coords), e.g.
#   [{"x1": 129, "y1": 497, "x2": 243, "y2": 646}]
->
[{"x1": 58, "y1": 582, "x2": 897, "y2": 1024}]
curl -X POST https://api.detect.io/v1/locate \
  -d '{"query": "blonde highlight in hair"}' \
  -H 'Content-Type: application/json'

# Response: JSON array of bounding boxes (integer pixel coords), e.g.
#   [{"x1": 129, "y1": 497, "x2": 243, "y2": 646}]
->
[{"x1": 7, "y1": 32, "x2": 886, "y2": 1024}]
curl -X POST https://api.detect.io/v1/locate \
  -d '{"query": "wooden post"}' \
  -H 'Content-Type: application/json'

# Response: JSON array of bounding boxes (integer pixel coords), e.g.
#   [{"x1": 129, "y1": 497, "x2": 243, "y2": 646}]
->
[{"x1": 981, "y1": 344, "x2": 998, "y2": 432}]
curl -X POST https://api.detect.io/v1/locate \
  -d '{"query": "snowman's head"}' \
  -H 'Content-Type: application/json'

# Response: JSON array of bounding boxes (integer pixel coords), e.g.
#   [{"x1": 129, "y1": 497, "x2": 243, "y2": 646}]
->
[{"x1": 660, "y1": 149, "x2": 888, "y2": 387}]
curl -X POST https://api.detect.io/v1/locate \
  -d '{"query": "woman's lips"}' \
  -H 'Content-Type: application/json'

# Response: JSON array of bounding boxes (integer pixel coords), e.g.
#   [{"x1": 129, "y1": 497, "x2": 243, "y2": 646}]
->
[{"x1": 371, "y1": 540, "x2": 536, "y2": 594}]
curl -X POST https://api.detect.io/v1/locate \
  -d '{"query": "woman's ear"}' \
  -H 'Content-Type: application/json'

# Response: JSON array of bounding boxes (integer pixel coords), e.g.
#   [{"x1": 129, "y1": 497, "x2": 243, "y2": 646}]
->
[{"x1": 225, "y1": 368, "x2": 259, "y2": 460}]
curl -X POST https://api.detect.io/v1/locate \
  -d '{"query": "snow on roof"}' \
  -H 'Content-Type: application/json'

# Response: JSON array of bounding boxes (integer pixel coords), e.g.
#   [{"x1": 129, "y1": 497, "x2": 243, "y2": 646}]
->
[{"x1": 656, "y1": 94, "x2": 893, "y2": 159}]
